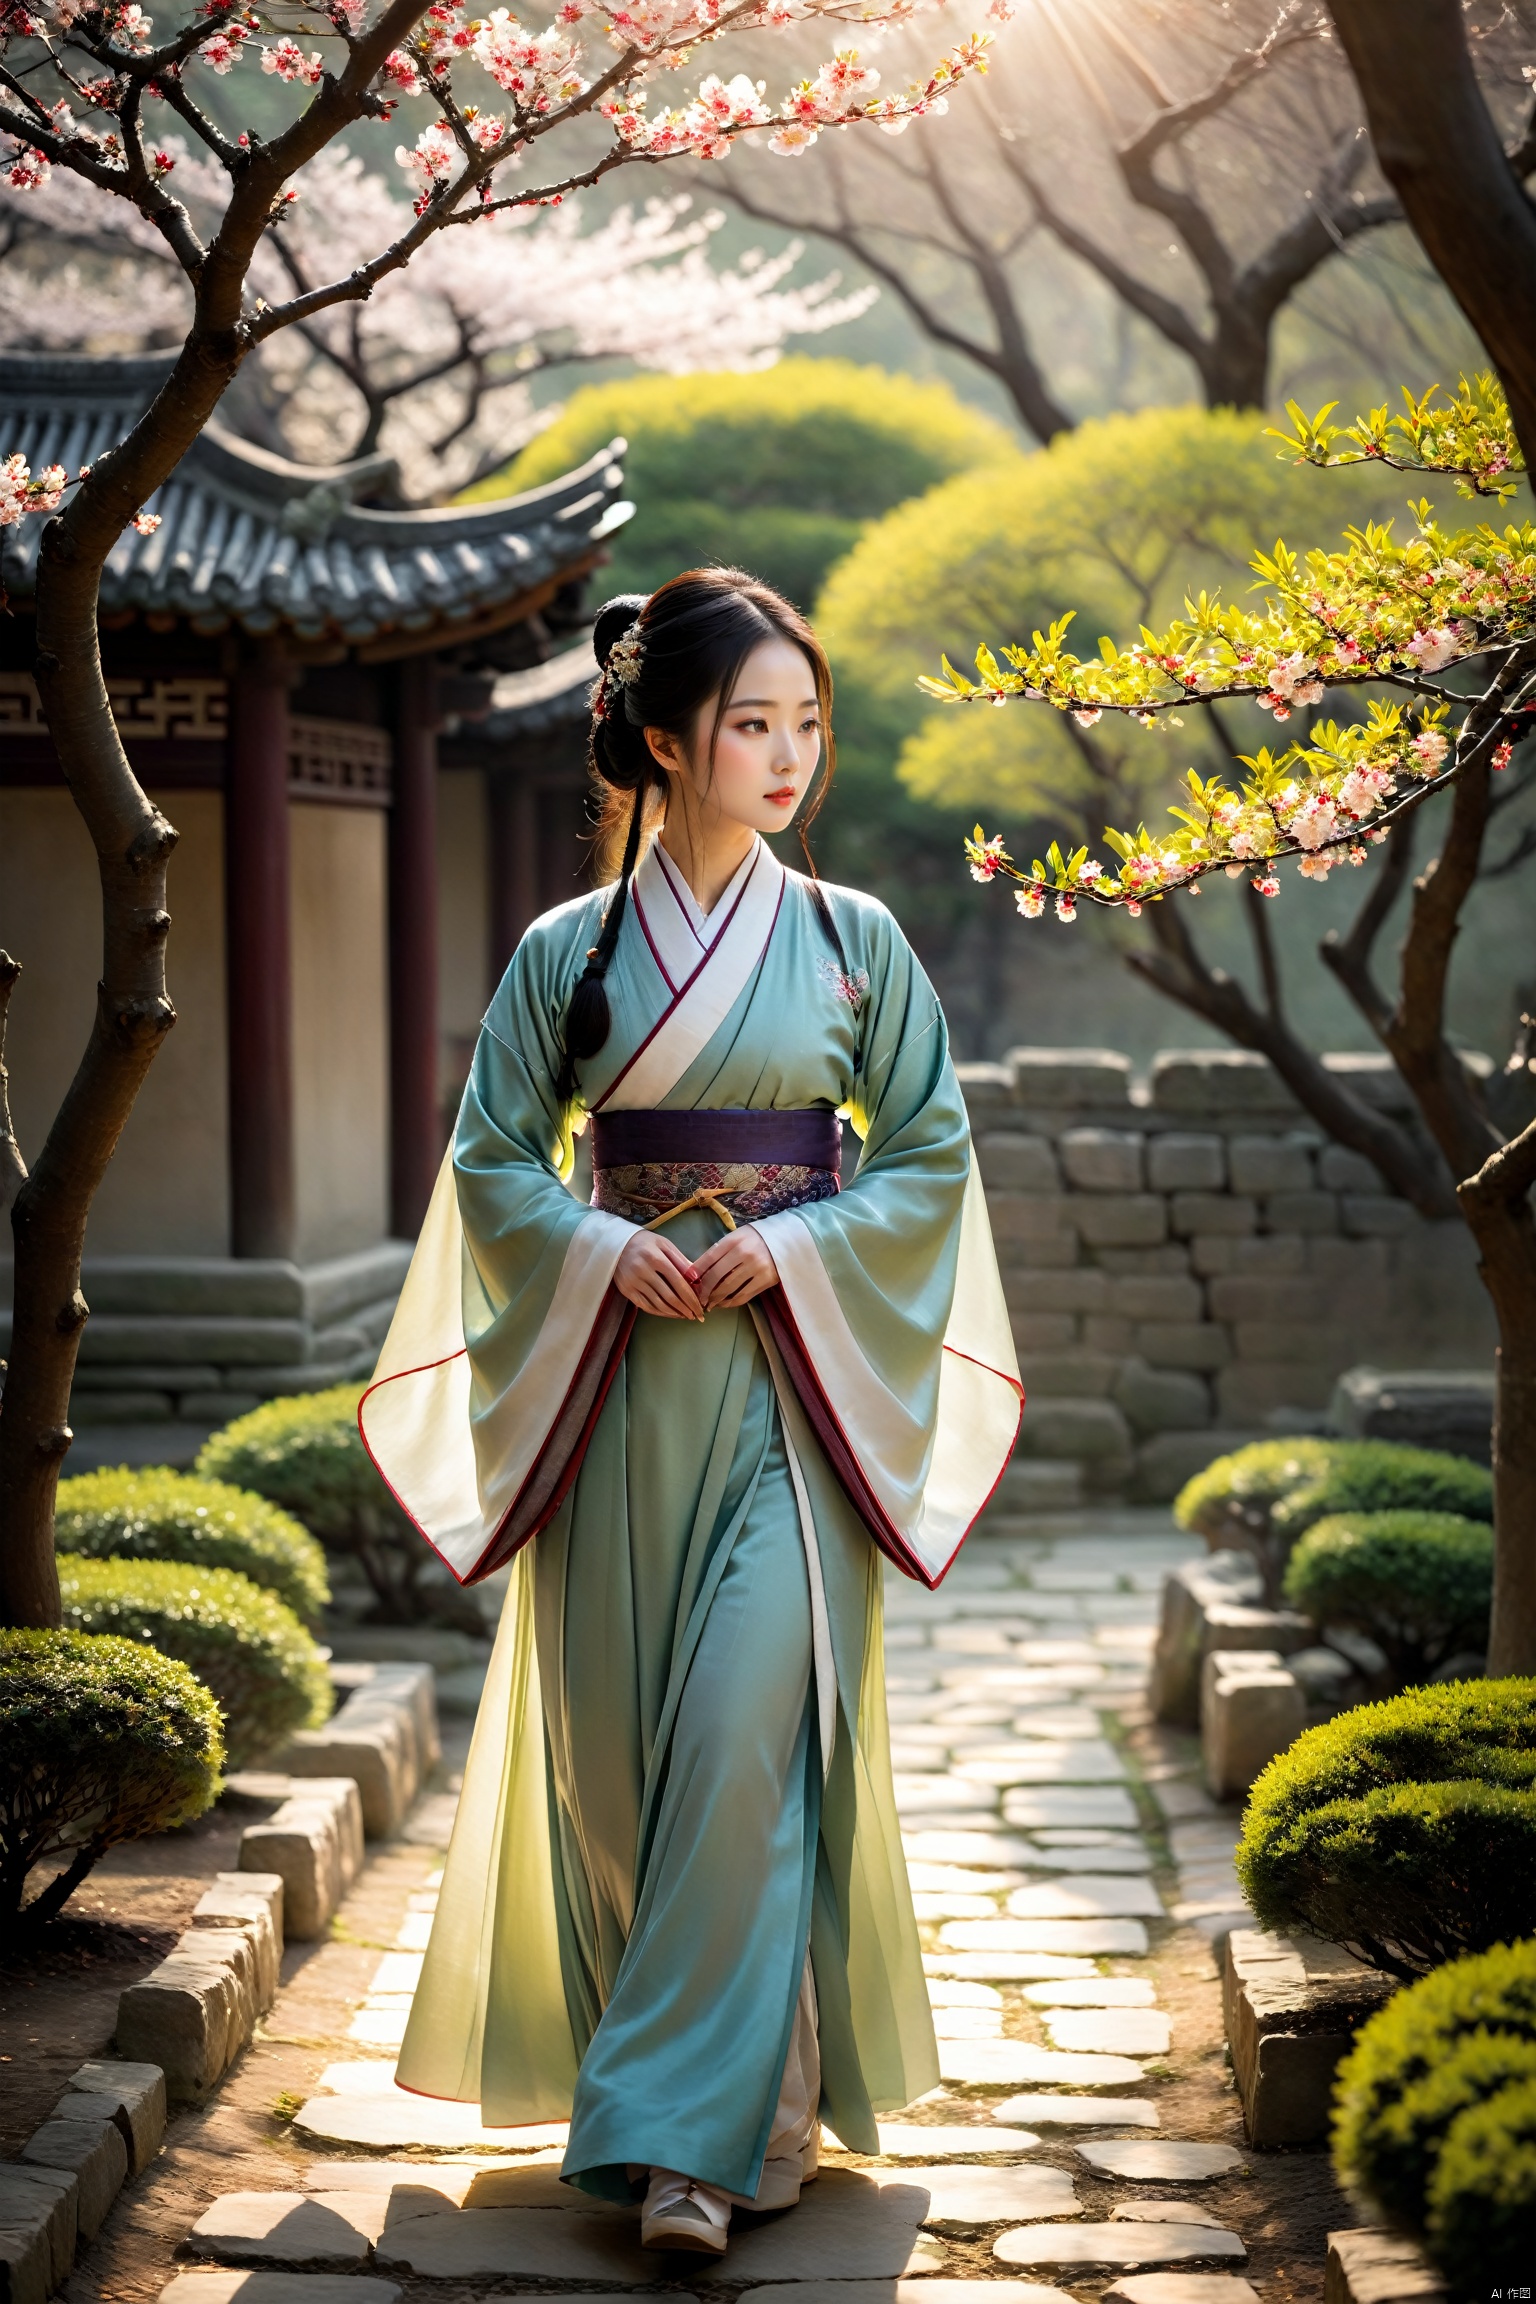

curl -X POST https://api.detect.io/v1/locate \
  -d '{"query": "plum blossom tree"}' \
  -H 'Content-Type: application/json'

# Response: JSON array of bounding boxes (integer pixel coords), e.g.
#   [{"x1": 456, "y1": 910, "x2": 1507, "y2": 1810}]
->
[
  {"x1": 0, "y1": 142, "x2": 874, "y2": 493},
  {"x1": 940, "y1": 377, "x2": 1536, "y2": 1673},
  {"x1": 0, "y1": 0, "x2": 988, "y2": 1629}
]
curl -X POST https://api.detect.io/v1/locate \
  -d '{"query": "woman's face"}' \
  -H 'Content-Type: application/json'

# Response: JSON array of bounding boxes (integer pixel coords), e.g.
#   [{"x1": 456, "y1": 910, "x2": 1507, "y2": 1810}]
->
[{"x1": 657, "y1": 636, "x2": 822, "y2": 837}]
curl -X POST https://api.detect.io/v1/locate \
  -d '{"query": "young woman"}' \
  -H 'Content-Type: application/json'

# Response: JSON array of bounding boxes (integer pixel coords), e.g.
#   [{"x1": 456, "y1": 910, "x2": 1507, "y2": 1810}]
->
[{"x1": 361, "y1": 568, "x2": 1021, "y2": 2259}]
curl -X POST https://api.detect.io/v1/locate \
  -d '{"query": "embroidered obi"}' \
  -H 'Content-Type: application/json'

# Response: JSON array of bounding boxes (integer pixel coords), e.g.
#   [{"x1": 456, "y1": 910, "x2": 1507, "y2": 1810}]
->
[{"x1": 590, "y1": 1107, "x2": 842, "y2": 1224}]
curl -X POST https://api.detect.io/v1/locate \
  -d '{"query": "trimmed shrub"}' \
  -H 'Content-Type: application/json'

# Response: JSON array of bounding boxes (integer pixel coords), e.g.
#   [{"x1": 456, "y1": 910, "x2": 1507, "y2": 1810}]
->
[
  {"x1": 0, "y1": 1629, "x2": 223, "y2": 1933},
  {"x1": 1333, "y1": 1939, "x2": 1536, "y2": 2297},
  {"x1": 57, "y1": 1556, "x2": 333, "y2": 1770},
  {"x1": 1238, "y1": 1678, "x2": 1536, "y2": 1978},
  {"x1": 1175, "y1": 1437, "x2": 1492, "y2": 1600},
  {"x1": 1283, "y1": 1512, "x2": 1493, "y2": 1689},
  {"x1": 197, "y1": 1385, "x2": 426, "y2": 1622},
  {"x1": 55, "y1": 1466, "x2": 330, "y2": 1626}
]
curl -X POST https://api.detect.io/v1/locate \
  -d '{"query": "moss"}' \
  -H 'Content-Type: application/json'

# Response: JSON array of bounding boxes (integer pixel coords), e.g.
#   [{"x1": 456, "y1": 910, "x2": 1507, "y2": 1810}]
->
[
  {"x1": 0, "y1": 1629, "x2": 223, "y2": 1930},
  {"x1": 56, "y1": 1465, "x2": 329, "y2": 1625},
  {"x1": 1282, "y1": 1511, "x2": 1493, "y2": 1687},
  {"x1": 57, "y1": 1554, "x2": 333, "y2": 1770}
]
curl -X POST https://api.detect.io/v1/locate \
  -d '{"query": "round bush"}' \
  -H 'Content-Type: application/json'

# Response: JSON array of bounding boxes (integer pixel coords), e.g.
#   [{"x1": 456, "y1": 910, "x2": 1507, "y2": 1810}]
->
[
  {"x1": 0, "y1": 1628, "x2": 223, "y2": 1932},
  {"x1": 1333, "y1": 1939, "x2": 1536, "y2": 2295},
  {"x1": 196, "y1": 1386, "x2": 427, "y2": 1622},
  {"x1": 1283, "y1": 1512, "x2": 1494, "y2": 1688},
  {"x1": 1175, "y1": 1438, "x2": 1492, "y2": 1600},
  {"x1": 55, "y1": 1466, "x2": 330, "y2": 1626},
  {"x1": 57, "y1": 1556, "x2": 333, "y2": 1770},
  {"x1": 1238, "y1": 1679, "x2": 1536, "y2": 1978}
]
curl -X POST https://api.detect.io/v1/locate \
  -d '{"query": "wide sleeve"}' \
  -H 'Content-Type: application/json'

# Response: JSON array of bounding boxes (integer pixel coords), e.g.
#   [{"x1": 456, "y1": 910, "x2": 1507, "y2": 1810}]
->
[
  {"x1": 752, "y1": 901, "x2": 1021, "y2": 1587},
  {"x1": 359, "y1": 907, "x2": 635, "y2": 1584}
]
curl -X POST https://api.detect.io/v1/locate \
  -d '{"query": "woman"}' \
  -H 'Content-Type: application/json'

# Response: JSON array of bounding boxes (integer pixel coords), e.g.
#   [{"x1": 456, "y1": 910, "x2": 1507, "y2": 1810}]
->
[{"x1": 361, "y1": 569, "x2": 1021, "y2": 2259}]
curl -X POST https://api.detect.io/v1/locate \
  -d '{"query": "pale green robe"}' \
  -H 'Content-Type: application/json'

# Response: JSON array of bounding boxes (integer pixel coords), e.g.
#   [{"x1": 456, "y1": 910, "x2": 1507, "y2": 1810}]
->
[{"x1": 363, "y1": 836, "x2": 1020, "y2": 2204}]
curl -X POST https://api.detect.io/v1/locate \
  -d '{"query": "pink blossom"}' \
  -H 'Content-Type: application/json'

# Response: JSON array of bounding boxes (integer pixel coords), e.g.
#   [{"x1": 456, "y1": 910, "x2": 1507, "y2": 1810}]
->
[
  {"x1": 1337, "y1": 764, "x2": 1393, "y2": 817},
  {"x1": 132, "y1": 509, "x2": 161, "y2": 534},
  {"x1": 1072, "y1": 706, "x2": 1101, "y2": 727},
  {"x1": 1251, "y1": 874, "x2": 1279, "y2": 898},
  {"x1": 1267, "y1": 652, "x2": 1323, "y2": 706},
  {"x1": 969, "y1": 833, "x2": 1006, "y2": 883},
  {"x1": 396, "y1": 120, "x2": 458, "y2": 187},
  {"x1": 1297, "y1": 852, "x2": 1333, "y2": 880},
  {"x1": 263, "y1": 37, "x2": 324, "y2": 81},
  {"x1": 1404, "y1": 626, "x2": 1458, "y2": 673},
  {"x1": 199, "y1": 28, "x2": 245, "y2": 69},
  {"x1": 1289, "y1": 794, "x2": 1337, "y2": 852},
  {"x1": 1015, "y1": 885, "x2": 1044, "y2": 920},
  {"x1": 150, "y1": 148, "x2": 175, "y2": 175},
  {"x1": 0, "y1": 451, "x2": 66, "y2": 524},
  {"x1": 1125, "y1": 898, "x2": 1141, "y2": 917},
  {"x1": 116, "y1": 2, "x2": 153, "y2": 46},
  {"x1": 767, "y1": 121, "x2": 817, "y2": 154},
  {"x1": 1409, "y1": 729, "x2": 1450, "y2": 774},
  {"x1": 381, "y1": 48, "x2": 420, "y2": 89},
  {"x1": 1227, "y1": 829, "x2": 1259, "y2": 859},
  {"x1": 1347, "y1": 845, "x2": 1367, "y2": 866},
  {"x1": 1055, "y1": 893, "x2": 1076, "y2": 923},
  {"x1": 1493, "y1": 740, "x2": 1514, "y2": 772},
  {"x1": 1077, "y1": 857, "x2": 1103, "y2": 885},
  {"x1": 4, "y1": 143, "x2": 51, "y2": 190}
]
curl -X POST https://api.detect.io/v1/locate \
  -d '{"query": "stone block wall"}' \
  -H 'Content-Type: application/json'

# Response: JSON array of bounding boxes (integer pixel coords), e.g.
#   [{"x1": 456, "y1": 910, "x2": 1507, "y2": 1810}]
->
[{"x1": 958, "y1": 1047, "x2": 1493, "y2": 1500}]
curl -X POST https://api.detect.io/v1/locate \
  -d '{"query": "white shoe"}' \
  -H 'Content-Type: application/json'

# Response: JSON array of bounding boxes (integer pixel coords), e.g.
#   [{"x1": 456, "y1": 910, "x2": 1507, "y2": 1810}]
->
[
  {"x1": 640, "y1": 2167, "x2": 731, "y2": 2256},
  {"x1": 750, "y1": 2121, "x2": 822, "y2": 2213}
]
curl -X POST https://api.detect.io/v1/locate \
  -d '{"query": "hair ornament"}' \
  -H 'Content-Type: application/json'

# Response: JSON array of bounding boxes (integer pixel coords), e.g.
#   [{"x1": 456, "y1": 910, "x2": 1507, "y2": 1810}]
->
[{"x1": 608, "y1": 622, "x2": 644, "y2": 685}]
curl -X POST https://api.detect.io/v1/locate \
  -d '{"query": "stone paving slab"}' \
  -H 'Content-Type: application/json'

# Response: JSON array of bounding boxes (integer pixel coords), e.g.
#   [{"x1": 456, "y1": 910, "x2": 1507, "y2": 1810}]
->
[
  {"x1": 738, "y1": 2285, "x2": 1076, "y2": 2304},
  {"x1": 940, "y1": 1919, "x2": 1150, "y2": 1957},
  {"x1": 893, "y1": 1777, "x2": 1000, "y2": 1813},
  {"x1": 1077, "y1": 2142, "x2": 1245, "y2": 2182},
  {"x1": 690, "y1": 2171, "x2": 944, "y2": 2285},
  {"x1": 1112, "y1": 2202, "x2": 1229, "y2": 2226},
  {"x1": 185, "y1": 2196, "x2": 388, "y2": 2270},
  {"x1": 925, "y1": 1954, "x2": 1098, "y2": 1983},
  {"x1": 158, "y1": 2279, "x2": 404, "y2": 2304},
  {"x1": 1000, "y1": 1790, "x2": 1140, "y2": 1829},
  {"x1": 1024, "y1": 1981, "x2": 1156, "y2": 2008},
  {"x1": 992, "y1": 2096, "x2": 1159, "y2": 2130},
  {"x1": 927, "y1": 1980, "x2": 1005, "y2": 2006},
  {"x1": 1017, "y1": 1844, "x2": 1153, "y2": 1874},
  {"x1": 823, "y1": 2124, "x2": 1041, "y2": 2159},
  {"x1": 956, "y1": 1745, "x2": 1127, "y2": 1785},
  {"x1": 932, "y1": 2005, "x2": 1004, "y2": 2035},
  {"x1": 892, "y1": 2163, "x2": 1078, "y2": 2231},
  {"x1": 904, "y1": 1831, "x2": 1042, "y2": 1868},
  {"x1": 291, "y1": 2096, "x2": 567, "y2": 2153},
  {"x1": 995, "y1": 2224, "x2": 1247, "y2": 2269},
  {"x1": 370, "y1": 2207, "x2": 657, "y2": 2282},
  {"x1": 1103, "y1": 2279, "x2": 1260, "y2": 2304},
  {"x1": 1005, "y1": 1878, "x2": 1164, "y2": 1919},
  {"x1": 940, "y1": 2043, "x2": 1147, "y2": 2088},
  {"x1": 1043, "y1": 2011, "x2": 1172, "y2": 2056}
]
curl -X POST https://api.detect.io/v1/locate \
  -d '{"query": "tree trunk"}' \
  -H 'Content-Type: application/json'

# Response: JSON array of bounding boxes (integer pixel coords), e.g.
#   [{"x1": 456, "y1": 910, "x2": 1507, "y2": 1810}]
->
[
  {"x1": 0, "y1": 346, "x2": 241, "y2": 1628},
  {"x1": 1327, "y1": 0, "x2": 1536, "y2": 471},
  {"x1": 1458, "y1": 1121, "x2": 1536, "y2": 1675}
]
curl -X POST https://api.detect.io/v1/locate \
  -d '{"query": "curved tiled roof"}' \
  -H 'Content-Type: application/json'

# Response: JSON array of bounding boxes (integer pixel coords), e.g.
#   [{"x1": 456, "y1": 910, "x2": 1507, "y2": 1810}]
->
[
  {"x1": 483, "y1": 638, "x2": 598, "y2": 737},
  {"x1": 0, "y1": 352, "x2": 631, "y2": 647}
]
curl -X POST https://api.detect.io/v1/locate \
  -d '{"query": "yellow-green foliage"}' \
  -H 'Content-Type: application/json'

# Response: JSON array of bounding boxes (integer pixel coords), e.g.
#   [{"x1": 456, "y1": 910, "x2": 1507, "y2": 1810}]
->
[
  {"x1": 471, "y1": 361, "x2": 1013, "y2": 610},
  {"x1": 0, "y1": 1629, "x2": 223, "y2": 1927},
  {"x1": 56, "y1": 1466, "x2": 330, "y2": 1625},
  {"x1": 1333, "y1": 1938, "x2": 1536, "y2": 2297},
  {"x1": 1237, "y1": 1679, "x2": 1536, "y2": 1978},
  {"x1": 57, "y1": 1555, "x2": 333, "y2": 1770},
  {"x1": 818, "y1": 404, "x2": 1410, "y2": 829}
]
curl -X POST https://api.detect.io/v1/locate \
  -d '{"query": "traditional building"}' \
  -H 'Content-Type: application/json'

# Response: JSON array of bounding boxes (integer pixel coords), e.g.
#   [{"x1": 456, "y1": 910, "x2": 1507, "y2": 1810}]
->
[{"x1": 0, "y1": 351, "x2": 622, "y2": 1458}]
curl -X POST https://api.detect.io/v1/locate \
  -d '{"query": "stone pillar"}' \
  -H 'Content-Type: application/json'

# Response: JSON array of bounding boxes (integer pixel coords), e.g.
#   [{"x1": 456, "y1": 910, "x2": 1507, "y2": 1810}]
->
[
  {"x1": 225, "y1": 641, "x2": 295, "y2": 1260},
  {"x1": 389, "y1": 657, "x2": 441, "y2": 1238}
]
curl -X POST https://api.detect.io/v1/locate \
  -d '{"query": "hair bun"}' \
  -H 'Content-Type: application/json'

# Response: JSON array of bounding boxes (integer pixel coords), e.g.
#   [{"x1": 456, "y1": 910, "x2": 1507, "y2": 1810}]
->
[{"x1": 593, "y1": 594, "x2": 649, "y2": 670}]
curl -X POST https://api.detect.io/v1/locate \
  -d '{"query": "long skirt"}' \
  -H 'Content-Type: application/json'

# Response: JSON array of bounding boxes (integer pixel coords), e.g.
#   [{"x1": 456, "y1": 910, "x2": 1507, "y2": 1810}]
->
[{"x1": 533, "y1": 1287, "x2": 822, "y2": 2202}]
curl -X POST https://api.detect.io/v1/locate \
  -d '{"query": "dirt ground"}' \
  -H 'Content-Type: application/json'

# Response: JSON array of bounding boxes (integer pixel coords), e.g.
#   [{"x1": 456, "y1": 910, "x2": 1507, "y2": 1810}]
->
[{"x1": 0, "y1": 1805, "x2": 246, "y2": 2155}]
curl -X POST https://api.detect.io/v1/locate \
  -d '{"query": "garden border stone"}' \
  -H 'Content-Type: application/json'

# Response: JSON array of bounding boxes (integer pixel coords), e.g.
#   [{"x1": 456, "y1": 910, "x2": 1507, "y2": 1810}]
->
[
  {"x1": 234, "y1": 1776, "x2": 364, "y2": 1939},
  {"x1": 1223, "y1": 1931, "x2": 1396, "y2": 2148},
  {"x1": 1325, "y1": 2228, "x2": 1446, "y2": 2304}
]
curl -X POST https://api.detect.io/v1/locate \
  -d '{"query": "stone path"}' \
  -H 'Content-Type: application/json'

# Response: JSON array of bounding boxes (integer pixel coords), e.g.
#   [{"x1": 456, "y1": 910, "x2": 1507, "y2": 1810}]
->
[{"x1": 147, "y1": 1508, "x2": 1275, "y2": 2300}]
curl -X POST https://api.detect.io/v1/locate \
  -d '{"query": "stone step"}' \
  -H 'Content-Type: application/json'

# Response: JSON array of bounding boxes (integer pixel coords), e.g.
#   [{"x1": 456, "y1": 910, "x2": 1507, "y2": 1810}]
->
[
  {"x1": 1005, "y1": 1878, "x2": 1164, "y2": 1920},
  {"x1": 1105, "y1": 2280, "x2": 1260, "y2": 2304},
  {"x1": 939, "y1": 1919, "x2": 1151, "y2": 1957},
  {"x1": 825, "y1": 2123, "x2": 1041, "y2": 2159},
  {"x1": 996, "y1": 2223, "x2": 1247, "y2": 2270},
  {"x1": 1077, "y1": 2142, "x2": 1245, "y2": 2183},
  {"x1": 1044, "y1": 2011, "x2": 1170, "y2": 2056},
  {"x1": 992, "y1": 2095, "x2": 1160, "y2": 2130},
  {"x1": 1002, "y1": 1790, "x2": 1140, "y2": 1829},
  {"x1": 942, "y1": 2043, "x2": 1147, "y2": 2089},
  {"x1": 160, "y1": 2280, "x2": 404, "y2": 2304},
  {"x1": 739, "y1": 2285, "x2": 1077, "y2": 2304},
  {"x1": 1025, "y1": 1980, "x2": 1157, "y2": 2008}
]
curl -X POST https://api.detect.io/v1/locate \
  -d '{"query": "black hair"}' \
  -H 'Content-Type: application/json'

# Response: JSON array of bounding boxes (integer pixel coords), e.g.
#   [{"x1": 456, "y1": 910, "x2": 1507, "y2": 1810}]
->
[{"x1": 555, "y1": 566, "x2": 843, "y2": 1107}]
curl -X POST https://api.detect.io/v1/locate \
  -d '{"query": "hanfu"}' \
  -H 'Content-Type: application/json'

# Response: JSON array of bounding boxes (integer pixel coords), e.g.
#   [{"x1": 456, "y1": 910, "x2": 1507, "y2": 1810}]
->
[{"x1": 361, "y1": 831, "x2": 1021, "y2": 2204}]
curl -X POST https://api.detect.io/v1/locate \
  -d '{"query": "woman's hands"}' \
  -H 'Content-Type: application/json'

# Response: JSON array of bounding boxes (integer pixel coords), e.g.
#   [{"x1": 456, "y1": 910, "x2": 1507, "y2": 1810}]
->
[
  {"x1": 691, "y1": 1224, "x2": 779, "y2": 1311},
  {"x1": 613, "y1": 1224, "x2": 780, "y2": 1319}
]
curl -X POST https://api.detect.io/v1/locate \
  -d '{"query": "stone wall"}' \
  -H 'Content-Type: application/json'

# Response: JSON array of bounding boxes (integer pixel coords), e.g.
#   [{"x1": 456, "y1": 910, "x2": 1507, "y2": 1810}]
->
[{"x1": 958, "y1": 1046, "x2": 1493, "y2": 1501}]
